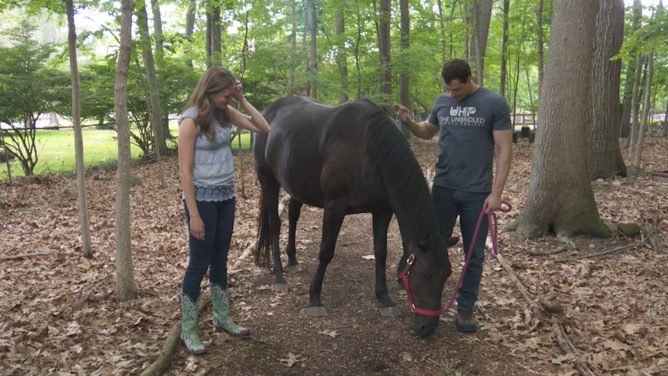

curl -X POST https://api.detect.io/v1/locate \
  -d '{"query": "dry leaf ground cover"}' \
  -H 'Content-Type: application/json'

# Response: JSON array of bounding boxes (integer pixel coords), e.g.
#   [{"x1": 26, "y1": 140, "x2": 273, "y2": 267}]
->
[{"x1": 0, "y1": 137, "x2": 667, "y2": 376}]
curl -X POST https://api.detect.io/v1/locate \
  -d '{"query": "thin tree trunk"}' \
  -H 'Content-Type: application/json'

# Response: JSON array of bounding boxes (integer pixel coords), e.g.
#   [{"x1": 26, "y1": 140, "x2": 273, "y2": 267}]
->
[
  {"x1": 512, "y1": 0, "x2": 609, "y2": 239},
  {"x1": 619, "y1": 0, "x2": 643, "y2": 138},
  {"x1": 463, "y1": 0, "x2": 469, "y2": 62},
  {"x1": 205, "y1": 11, "x2": 212, "y2": 69},
  {"x1": 354, "y1": 0, "x2": 362, "y2": 98},
  {"x1": 474, "y1": 0, "x2": 493, "y2": 86},
  {"x1": 500, "y1": 0, "x2": 509, "y2": 97},
  {"x1": 398, "y1": 0, "x2": 411, "y2": 139},
  {"x1": 448, "y1": 1, "x2": 457, "y2": 60},
  {"x1": 2, "y1": 141, "x2": 11, "y2": 184},
  {"x1": 184, "y1": 0, "x2": 196, "y2": 68},
  {"x1": 136, "y1": 4, "x2": 166, "y2": 187},
  {"x1": 303, "y1": 0, "x2": 310, "y2": 96},
  {"x1": 522, "y1": 44, "x2": 535, "y2": 114},
  {"x1": 310, "y1": 0, "x2": 317, "y2": 99},
  {"x1": 588, "y1": 0, "x2": 625, "y2": 179},
  {"x1": 115, "y1": 0, "x2": 138, "y2": 302},
  {"x1": 290, "y1": 0, "x2": 296, "y2": 92},
  {"x1": 536, "y1": 0, "x2": 544, "y2": 94},
  {"x1": 211, "y1": 4, "x2": 222, "y2": 67},
  {"x1": 634, "y1": 53, "x2": 654, "y2": 167},
  {"x1": 336, "y1": 5, "x2": 349, "y2": 104},
  {"x1": 629, "y1": 55, "x2": 645, "y2": 156},
  {"x1": 437, "y1": 0, "x2": 447, "y2": 67},
  {"x1": 66, "y1": 0, "x2": 93, "y2": 258},
  {"x1": 663, "y1": 96, "x2": 668, "y2": 137},
  {"x1": 377, "y1": 0, "x2": 392, "y2": 110},
  {"x1": 149, "y1": 0, "x2": 170, "y2": 143}
]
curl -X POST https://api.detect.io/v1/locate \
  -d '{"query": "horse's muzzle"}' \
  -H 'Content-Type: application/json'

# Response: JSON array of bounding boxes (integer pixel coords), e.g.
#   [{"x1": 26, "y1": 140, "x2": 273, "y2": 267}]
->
[{"x1": 412, "y1": 314, "x2": 440, "y2": 337}]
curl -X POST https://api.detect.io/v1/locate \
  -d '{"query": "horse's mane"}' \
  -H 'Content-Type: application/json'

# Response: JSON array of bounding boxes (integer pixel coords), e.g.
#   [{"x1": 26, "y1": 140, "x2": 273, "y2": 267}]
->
[{"x1": 358, "y1": 99, "x2": 438, "y2": 241}]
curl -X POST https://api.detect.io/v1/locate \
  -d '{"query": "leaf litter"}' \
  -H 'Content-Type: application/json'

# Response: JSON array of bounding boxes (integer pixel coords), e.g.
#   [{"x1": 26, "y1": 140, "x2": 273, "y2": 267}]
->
[{"x1": 0, "y1": 138, "x2": 666, "y2": 375}]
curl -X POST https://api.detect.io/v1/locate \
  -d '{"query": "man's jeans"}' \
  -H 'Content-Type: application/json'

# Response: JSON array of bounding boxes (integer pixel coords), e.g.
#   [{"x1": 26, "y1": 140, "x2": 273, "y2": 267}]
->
[
  {"x1": 431, "y1": 185, "x2": 488, "y2": 312},
  {"x1": 182, "y1": 198, "x2": 235, "y2": 300}
]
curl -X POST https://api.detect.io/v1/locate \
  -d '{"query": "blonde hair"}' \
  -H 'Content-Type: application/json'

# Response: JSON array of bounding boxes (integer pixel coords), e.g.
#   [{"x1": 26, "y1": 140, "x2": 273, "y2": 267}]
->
[{"x1": 184, "y1": 66, "x2": 236, "y2": 139}]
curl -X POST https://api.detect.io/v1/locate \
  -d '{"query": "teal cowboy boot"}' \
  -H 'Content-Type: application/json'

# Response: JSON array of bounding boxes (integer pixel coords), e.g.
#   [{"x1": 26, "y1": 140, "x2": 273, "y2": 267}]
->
[
  {"x1": 211, "y1": 283, "x2": 249, "y2": 336},
  {"x1": 180, "y1": 292, "x2": 206, "y2": 354}
]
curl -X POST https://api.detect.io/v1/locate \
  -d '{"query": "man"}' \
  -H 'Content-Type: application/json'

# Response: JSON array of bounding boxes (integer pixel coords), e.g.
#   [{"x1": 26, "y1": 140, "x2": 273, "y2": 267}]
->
[{"x1": 395, "y1": 59, "x2": 512, "y2": 333}]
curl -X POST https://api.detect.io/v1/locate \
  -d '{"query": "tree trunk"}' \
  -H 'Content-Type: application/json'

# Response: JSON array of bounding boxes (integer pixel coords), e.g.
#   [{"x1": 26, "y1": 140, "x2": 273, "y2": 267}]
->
[
  {"x1": 211, "y1": 4, "x2": 222, "y2": 67},
  {"x1": 619, "y1": 0, "x2": 643, "y2": 138},
  {"x1": 149, "y1": 0, "x2": 171, "y2": 143},
  {"x1": 115, "y1": 0, "x2": 138, "y2": 302},
  {"x1": 628, "y1": 55, "x2": 645, "y2": 156},
  {"x1": 66, "y1": 0, "x2": 93, "y2": 259},
  {"x1": 354, "y1": 0, "x2": 362, "y2": 98},
  {"x1": 303, "y1": 0, "x2": 310, "y2": 96},
  {"x1": 398, "y1": 0, "x2": 411, "y2": 139},
  {"x1": 377, "y1": 0, "x2": 392, "y2": 110},
  {"x1": 587, "y1": 0, "x2": 625, "y2": 179},
  {"x1": 205, "y1": 12, "x2": 212, "y2": 69},
  {"x1": 513, "y1": 0, "x2": 609, "y2": 239},
  {"x1": 463, "y1": 0, "x2": 469, "y2": 62},
  {"x1": 136, "y1": 4, "x2": 167, "y2": 187},
  {"x1": 437, "y1": 0, "x2": 446, "y2": 67},
  {"x1": 335, "y1": 5, "x2": 348, "y2": 104},
  {"x1": 473, "y1": 0, "x2": 493, "y2": 86},
  {"x1": 290, "y1": 0, "x2": 296, "y2": 92},
  {"x1": 310, "y1": 0, "x2": 317, "y2": 99},
  {"x1": 633, "y1": 52, "x2": 653, "y2": 167},
  {"x1": 184, "y1": 0, "x2": 196, "y2": 68},
  {"x1": 500, "y1": 0, "x2": 509, "y2": 97},
  {"x1": 536, "y1": 0, "x2": 544, "y2": 94}
]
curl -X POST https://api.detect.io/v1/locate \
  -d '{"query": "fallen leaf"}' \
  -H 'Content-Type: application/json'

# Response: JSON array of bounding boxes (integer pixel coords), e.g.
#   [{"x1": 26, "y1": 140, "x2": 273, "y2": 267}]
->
[
  {"x1": 319, "y1": 330, "x2": 338, "y2": 338},
  {"x1": 362, "y1": 255, "x2": 375, "y2": 260},
  {"x1": 400, "y1": 351, "x2": 413, "y2": 362},
  {"x1": 279, "y1": 353, "x2": 306, "y2": 367}
]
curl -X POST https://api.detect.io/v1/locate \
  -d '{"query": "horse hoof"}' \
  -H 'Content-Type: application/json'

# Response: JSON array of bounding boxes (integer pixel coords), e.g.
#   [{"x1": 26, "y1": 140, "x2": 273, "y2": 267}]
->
[
  {"x1": 305, "y1": 306, "x2": 327, "y2": 316},
  {"x1": 285, "y1": 264, "x2": 302, "y2": 273},
  {"x1": 271, "y1": 283, "x2": 288, "y2": 292},
  {"x1": 379, "y1": 306, "x2": 401, "y2": 317}
]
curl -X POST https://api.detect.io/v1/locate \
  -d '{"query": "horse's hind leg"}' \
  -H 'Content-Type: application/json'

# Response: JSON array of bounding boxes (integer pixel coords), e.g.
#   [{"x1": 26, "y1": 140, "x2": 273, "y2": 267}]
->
[
  {"x1": 305, "y1": 206, "x2": 345, "y2": 316},
  {"x1": 284, "y1": 198, "x2": 303, "y2": 273},
  {"x1": 372, "y1": 210, "x2": 400, "y2": 317}
]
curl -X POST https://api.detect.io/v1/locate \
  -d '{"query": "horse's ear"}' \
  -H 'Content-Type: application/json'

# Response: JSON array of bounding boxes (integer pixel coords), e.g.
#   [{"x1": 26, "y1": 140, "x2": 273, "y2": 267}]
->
[{"x1": 446, "y1": 236, "x2": 459, "y2": 247}]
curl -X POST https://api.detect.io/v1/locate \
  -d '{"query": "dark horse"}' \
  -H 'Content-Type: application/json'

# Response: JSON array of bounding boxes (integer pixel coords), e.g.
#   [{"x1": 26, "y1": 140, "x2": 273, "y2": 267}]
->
[{"x1": 252, "y1": 96, "x2": 453, "y2": 337}]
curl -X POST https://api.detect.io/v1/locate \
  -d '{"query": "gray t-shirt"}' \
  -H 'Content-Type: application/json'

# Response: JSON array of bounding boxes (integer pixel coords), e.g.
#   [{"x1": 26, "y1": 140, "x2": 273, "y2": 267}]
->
[{"x1": 427, "y1": 87, "x2": 511, "y2": 193}]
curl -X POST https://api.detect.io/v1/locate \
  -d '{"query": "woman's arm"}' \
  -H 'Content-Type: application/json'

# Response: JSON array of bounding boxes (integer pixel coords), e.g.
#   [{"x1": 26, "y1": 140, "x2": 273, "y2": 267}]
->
[{"x1": 228, "y1": 81, "x2": 271, "y2": 134}]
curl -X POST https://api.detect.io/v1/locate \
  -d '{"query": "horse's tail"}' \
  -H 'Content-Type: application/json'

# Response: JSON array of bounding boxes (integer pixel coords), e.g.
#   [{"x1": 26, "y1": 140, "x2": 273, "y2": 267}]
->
[{"x1": 254, "y1": 191, "x2": 273, "y2": 268}]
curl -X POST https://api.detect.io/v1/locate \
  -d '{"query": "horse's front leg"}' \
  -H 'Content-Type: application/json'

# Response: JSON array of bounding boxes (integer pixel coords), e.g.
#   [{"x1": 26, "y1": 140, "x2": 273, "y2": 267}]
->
[
  {"x1": 305, "y1": 206, "x2": 345, "y2": 316},
  {"x1": 284, "y1": 198, "x2": 303, "y2": 272},
  {"x1": 372, "y1": 210, "x2": 400, "y2": 317}
]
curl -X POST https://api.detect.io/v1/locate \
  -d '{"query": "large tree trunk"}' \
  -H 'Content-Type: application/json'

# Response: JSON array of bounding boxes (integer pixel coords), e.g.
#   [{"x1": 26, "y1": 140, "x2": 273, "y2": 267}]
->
[
  {"x1": 633, "y1": 52, "x2": 654, "y2": 167},
  {"x1": 398, "y1": 0, "x2": 411, "y2": 139},
  {"x1": 377, "y1": 0, "x2": 392, "y2": 111},
  {"x1": 512, "y1": 0, "x2": 609, "y2": 239},
  {"x1": 335, "y1": 4, "x2": 348, "y2": 104},
  {"x1": 66, "y1": 0, "x2": 93, "y2": 259},
  {"x1": 310, "y1": 0, "x2": 317, "y2": 99},
  {"x1": 136, "y1": 4, "x2": 167, "y2": 185},
  {"x1": 354, "y1": 0, "x2": 362, "y2": 98},
  {"x1": 536, "y1": 0, "x2": 544, "y2": 94},
  {"x1": 619, "y1": 0, "x2": 643, "y2": 138},
  {"x1": 500, "y1": 0, "x2": 509, "y2": 97},
  {"x1": 587, "y1": 0, "x2": 625, "y2": 179},
  {"x1": 471, "y1": 0, "x2": 493, "y2": 86},
  {"x1": 115, "y1": 0, "x2": 138, "y2": 302}
]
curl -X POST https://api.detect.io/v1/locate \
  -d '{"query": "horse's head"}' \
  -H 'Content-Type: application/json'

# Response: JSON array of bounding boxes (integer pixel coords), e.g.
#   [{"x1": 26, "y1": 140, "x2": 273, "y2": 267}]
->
[{"x1": 397, "y1": 234, "x2": 457, "y2": 337}]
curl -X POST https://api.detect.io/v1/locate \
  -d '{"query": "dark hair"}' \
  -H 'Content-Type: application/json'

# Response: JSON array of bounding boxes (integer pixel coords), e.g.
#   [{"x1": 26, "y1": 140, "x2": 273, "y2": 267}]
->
[
  {"x1": 184, "y1": 66, "x2": 236, "y2": 139},
  {"x1": 441, "y1": 59, "x2": 471, "y2": 85}
]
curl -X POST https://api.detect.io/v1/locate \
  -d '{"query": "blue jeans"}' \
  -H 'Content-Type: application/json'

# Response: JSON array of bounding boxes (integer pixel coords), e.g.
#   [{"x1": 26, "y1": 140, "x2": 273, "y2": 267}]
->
[
  {"x1": 431, "y1": 185, "x2": 489, "y2": 312},
  {"x1": 182, "y1": 198, "x2": 235, "y2": 300}
]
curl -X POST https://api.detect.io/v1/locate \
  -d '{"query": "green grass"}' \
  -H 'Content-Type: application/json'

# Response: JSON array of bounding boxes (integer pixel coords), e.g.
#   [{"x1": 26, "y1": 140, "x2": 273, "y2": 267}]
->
[{"x1": 0, "y1": 123, "x2": 252, "y2": 180}]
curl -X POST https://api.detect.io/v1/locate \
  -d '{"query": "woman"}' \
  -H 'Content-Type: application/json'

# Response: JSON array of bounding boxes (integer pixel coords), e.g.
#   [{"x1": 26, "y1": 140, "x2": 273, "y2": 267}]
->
[{"x1": 177, "y1": 66, "x2": 270, "y2": 354}]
